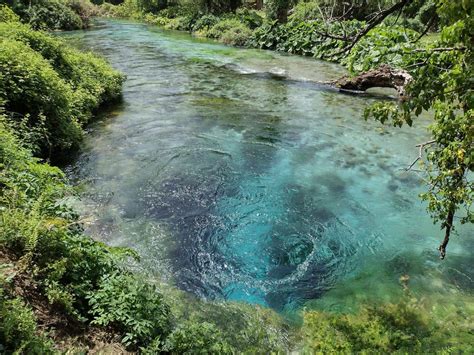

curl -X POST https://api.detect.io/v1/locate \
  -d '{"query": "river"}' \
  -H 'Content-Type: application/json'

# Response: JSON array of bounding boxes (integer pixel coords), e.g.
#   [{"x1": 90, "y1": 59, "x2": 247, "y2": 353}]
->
[{"x1": 63, "y1": 19, "x2": 473, "y2": 312}]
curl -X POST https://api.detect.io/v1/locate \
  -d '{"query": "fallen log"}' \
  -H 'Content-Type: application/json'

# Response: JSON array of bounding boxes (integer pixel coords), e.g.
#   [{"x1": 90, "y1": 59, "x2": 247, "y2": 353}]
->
[{"x1": 335, "y1": 64, "x2": 413, "y2": 97}]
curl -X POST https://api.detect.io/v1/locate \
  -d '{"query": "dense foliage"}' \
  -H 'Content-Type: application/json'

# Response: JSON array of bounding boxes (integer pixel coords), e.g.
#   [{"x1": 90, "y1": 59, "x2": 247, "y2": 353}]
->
[
  {"x1": 0, "y1": 12, "x2": 123, "y2": 158},
  {"x1": 2, "y1": 0, "x2": 98, "y2": 30}
]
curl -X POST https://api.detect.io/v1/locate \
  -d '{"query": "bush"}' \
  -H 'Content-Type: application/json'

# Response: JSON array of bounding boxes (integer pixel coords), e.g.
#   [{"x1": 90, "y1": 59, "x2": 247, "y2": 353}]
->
[
  {"x1": 19, "y1": 0, "x2": 84, "y2": 30},
  {"x1": 0, "y1": 297, "x2": 54, "y2": 353},
  {"x1": 0, "y1": 115, "x2": 150, "y2": 342},
  {"x1": 192, "y1": 14, "x2": 219, "y2": 32},
  {"x1": 67, "y1": 0, "x2": 97, "y2": 27},
  {"x1": 158, "y1": 5, "x2": 183, "y2": 18},
  {"x1": 235, "y1": 7, "x2": 263, "y2": 29},
  {"x1": 0, "y1": 115, "x2": 127, "y2": 315},
  {"x1": 0, "y1": 37, "x2": 81, "y2": 156},
  {"x1": 0, "y1": 4, "x2": 20, "y2": 23},
  {"x1": 288, "y1": 1, "x2": 320, "y2": 22},
  {"x1": 9, "y1": 0, "x2": 101, "y2": 30},
  {"x1": 162, "y1": 321, "x2": 233, "y2": 354},
  {"x1": 208, "y1": 18, "x2": 247, "y2": 38},
  {"x1": 87, "y1": 273, "x2": 172, "y2": 347},
  {"x1": 136, "y1": 0, "x2": 167, "y2": 14},
  {"x1": 0, "y1": 22, "x2": 123, "y2": 157},
  {"x1": 220, "y1": 23, "x2": 252, "y2": 46},
  {"x1": 111, "y1": 0, "x2": 142, "y2": 19}
]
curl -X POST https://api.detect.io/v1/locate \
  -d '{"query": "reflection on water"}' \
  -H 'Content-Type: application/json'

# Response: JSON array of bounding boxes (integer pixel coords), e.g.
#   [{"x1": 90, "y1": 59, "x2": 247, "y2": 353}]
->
[{"x1": 64, "y1": 19, "x2": 473, "y2": 311}]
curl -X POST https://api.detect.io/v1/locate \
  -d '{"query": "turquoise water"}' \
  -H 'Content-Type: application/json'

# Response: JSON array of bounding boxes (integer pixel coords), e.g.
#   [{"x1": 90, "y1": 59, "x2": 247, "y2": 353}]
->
[{"x1": 64, "y1": 20, "x2": 473, "y2": 312}]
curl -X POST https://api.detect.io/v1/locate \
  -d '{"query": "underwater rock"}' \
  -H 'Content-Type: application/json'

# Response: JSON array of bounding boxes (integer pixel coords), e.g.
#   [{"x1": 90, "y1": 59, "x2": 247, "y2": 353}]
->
[{"x1": 317, "y1": 172, "x2": 347, "y2": 194}]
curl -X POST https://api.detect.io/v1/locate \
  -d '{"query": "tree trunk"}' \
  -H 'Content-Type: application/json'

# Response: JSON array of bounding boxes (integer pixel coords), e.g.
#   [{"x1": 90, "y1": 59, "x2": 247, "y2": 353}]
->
[
  {"x1": 438, "y1": 209, "x2": 454, "y2": 259},
  {"x1": 230, "y1": 0, "x2": 242, "y2": 12},
  {"x1": 255, "y1": 0, "x2": 263, "y2": 10},
  {"x1": 336, "y1": 64, "x2": 413, "y2": 97},
  {"x1": 277, "y1": 5, "x2": 288, "y2": 23}
]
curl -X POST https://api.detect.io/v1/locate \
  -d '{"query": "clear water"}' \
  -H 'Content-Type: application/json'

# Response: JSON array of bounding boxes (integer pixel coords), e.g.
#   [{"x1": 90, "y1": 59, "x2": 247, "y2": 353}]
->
[{"x1": 64, "y1": 19, "x2": 473, "y2": 312}]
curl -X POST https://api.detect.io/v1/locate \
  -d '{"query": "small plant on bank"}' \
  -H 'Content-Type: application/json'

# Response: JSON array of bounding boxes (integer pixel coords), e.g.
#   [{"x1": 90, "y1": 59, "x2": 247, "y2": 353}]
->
[{"x1": 87, "y1": 272, "x2": 172, "y2": 347}]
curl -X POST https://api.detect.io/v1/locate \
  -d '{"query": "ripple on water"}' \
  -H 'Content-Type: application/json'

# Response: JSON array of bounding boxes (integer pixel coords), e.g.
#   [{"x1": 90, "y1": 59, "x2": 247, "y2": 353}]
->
[{"x1": 64, "y1": 19, "x2": 473, "y2": 312}]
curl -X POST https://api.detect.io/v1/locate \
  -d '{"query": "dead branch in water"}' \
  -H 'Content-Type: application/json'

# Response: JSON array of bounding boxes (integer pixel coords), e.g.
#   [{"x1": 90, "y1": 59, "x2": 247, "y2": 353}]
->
[{"x1": 335, "y1": 64, "x2": 413, "y2": 96}]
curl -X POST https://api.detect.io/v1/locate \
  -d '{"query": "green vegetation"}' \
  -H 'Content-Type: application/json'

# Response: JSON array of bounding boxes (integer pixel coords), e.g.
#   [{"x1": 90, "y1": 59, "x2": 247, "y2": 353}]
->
[
  {"x1": 301, "y1": 297, "x2": 474, "y2": 353},
  {"x1": 3, "y1": 0, "x2": 98, "y2": 30},
  {"x1": 87, "y1": 273, "x2": 172, "y2": 347},
  {"x1": 0, "y1": 0, "x2": 472, "y2": 353},
  {"x1": 0, "y1": 10, "x2": 123, "y2": 158}
]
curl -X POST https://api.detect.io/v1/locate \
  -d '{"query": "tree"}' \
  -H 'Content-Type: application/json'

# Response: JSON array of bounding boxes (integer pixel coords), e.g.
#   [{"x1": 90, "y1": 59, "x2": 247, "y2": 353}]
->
[{"x1": 337, "y1": 0, "x2": 473, "y2": 258}]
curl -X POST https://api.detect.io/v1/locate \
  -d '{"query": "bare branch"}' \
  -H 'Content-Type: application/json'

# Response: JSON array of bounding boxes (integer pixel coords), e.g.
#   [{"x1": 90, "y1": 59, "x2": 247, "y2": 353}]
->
[
  {"x1": 412, "y1": 15, "x2": 437, "y2": 43},
  {"x1": 412, "y1": 46, "x2": 467, "y2": 52},
  {"x1": 405, "y1": 139, "x2": 436, "y2": 171},
  {"x1": 330, "y1": 0, "x2": 412, "y2": 59}
]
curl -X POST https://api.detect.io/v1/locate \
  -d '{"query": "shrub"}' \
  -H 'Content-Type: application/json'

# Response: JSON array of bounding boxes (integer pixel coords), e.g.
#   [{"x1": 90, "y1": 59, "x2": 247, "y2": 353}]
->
[
  {"x1": 87, "y1": 273, "x2": 172, "y2": 347},
  {"x1": 208, "y1": 18, "x2": 248, "y2": 39},
  {"x1": 289, "y1": 1, "x2": 319, "y2": 22},
  {"x1": 162, "y1": 321, "x2": 233, "y2": 354},
  {"x1": 220, "y1": 23, "x2": 252, "y2": 46},
  {"x1": 192, "y1": 14, "x2": 219, "y2": 32},
  {"x1": 0, "y1": 37, "x2": 81, "y2": 156},
  {"x1": 112, "y1": 0, "x2": 142, "y2": 19},
  {"x1": 67, "y1": 0, "x2": 98, "y2": 27},
  {"x1": 0, "y1": 297, "x2": 54, "y2": 353},
  {"x1": 0, "y1": 22, "x2": 123, "y2": 157},
  {"x1": 97, "y1": 2, "x2": 120, "y2": 17},
  {"x1": 160, "y1": 15, "x2": 194, "y2": 31},
  {"x1": 0, "y1": 4, "x2": 20, "y2": 23},
  {"x1": 144, "y1": 13, "x2": 171, "y2": 26},
  {"x1": 0, "y1": 116, "x2": 160, "y2": 351},
  {"x1": 0, "y1": 115, "x2": 126, "y2": 314},
  {"x1": 157, "y1": 5, "x2": 183, "y2": 18},
  {"x1": 235, "y1": 7, "x2": 263, "y2": 29},
  {"x1": 136, "y1": 0, "x2": 167, "y2": 14},
  {"x1": 20, "y1": 0, "x2": 84, "y2": 30}
]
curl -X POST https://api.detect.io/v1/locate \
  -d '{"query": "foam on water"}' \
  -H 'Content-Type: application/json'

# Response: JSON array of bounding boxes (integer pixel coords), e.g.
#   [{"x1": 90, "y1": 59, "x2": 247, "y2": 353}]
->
[{"x1": 63, "y1": 19, "x2": 473, "y2": 312}]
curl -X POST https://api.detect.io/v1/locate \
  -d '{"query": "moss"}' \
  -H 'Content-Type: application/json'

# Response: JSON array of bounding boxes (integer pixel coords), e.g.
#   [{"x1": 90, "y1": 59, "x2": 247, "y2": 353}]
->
[{"x1": 301, "y1": 297, "x2": 474, "y2": 353}]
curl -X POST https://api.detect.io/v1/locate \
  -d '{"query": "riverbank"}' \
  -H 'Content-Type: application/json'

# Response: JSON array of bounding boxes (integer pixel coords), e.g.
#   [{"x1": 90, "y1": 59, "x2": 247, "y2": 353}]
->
[{"x1": 97, "y1": 0, "x2": 426, "y2": 76}]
